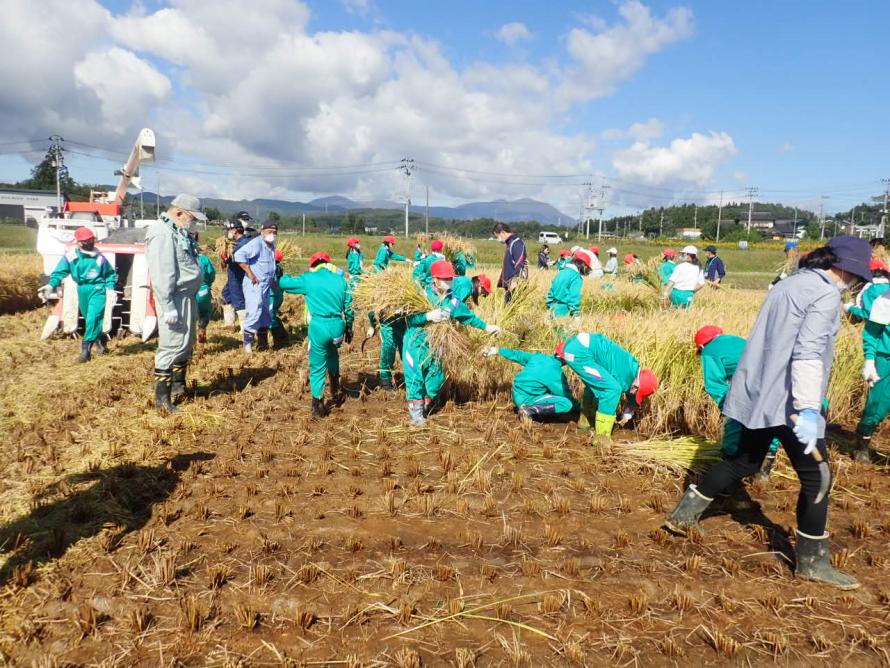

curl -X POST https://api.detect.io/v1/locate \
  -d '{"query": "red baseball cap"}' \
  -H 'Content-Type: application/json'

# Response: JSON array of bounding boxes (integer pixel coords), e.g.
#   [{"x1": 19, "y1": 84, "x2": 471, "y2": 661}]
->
[
  {"x1": 309, "y1": 251, "x2": 331, "y2": 267},
  {"x1": 346, "y1": 237, "x2": 360, "y2": 248},
  {"x1": 623, "y1": 253, "x2": 636, "y2": 265},
  {"x1": 694, "y1": 325, "x2": 723, "y2": 352},
  {"x1": 476, "y1": 274, "x2": 492, "y2": 294},
  {"x1": 870, "y1": 258, "x2": 889, "y2": 272},
  {"x1": 430, "y1": 259, "x2": 456, "y2": 279},
  {"x1": 589, "y1": 246, "x2": 600, "y2": 255},
  {"x1": 383, "y1": 235, "x2": 396, "y2": 245},
  {"x1": 663, "y1": 248, "x2": 677, "y2": 258},
  {"x1": 74, "y1": 227, "x2": 95, "y2": 242},
  {"x1": 274, "y1": 249, "x2": 284, "y2": 262},
  {"x1": 431, "y1": 239, "x2": 444, "y2": 252},
  {"x1": 634, "y1": 369, "x2": 658, "y2": 404}
]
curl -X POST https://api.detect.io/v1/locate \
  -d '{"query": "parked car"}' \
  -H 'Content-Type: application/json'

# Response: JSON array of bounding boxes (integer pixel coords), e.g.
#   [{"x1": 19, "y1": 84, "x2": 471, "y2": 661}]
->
[{"x1": 538, "y1": 231, "x2": 562, "y2": 244}]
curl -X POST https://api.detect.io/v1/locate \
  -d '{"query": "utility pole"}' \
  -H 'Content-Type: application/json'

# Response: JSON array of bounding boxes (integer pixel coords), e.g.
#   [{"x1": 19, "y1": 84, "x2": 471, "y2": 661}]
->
[
  {"x1": 595, "y1": 180, "x2": 610, "y2": 241},
  {"x1": 819, "y1": 195, "x2": 830, "y2": 240},
  {"x1": 156, "y1": 173, "x2": 160, "y2": 218},
  {"x1": 399, "y1": 157, "x2": 415, "y2": 238},
  {"x1": 582, "y1": 181, "x2": 593, "y2": 239},
  {"x1": 48, "y1": 135, "x2": 66, "y2": 212},
  {"x1": 745, "y1": 186, "x2": 758, "y2": 235},
  {"x1": 692, "y1": 204, "x2": 697, "y2": 230},
  {"x1": 638, "y1": 210, "x2": 643, "y2": 234},
  {"x1": 716, "y1": 191, "x2": 724, "y2": 243},
  {"x1": 659, "y1": 208, "x2": 664, "y2": 238},
  {"x1": 302, "y1": 212, "x2": 306, "y2": 236},
  {"x1": 425, "y1": 184, "x2": 429, "y2": 235},
  {"x1": 880, "y1": 178, "x2": 890, "y2": 238}
]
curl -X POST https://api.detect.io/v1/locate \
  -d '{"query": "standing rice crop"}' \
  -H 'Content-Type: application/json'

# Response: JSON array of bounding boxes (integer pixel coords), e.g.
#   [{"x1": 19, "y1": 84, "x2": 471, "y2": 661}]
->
[{"x1": 0, "y1": 254, "x2": 43, "y2": 315}]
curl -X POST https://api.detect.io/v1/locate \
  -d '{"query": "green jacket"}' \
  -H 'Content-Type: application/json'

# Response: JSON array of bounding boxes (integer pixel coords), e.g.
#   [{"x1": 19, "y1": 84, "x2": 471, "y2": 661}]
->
[
  {"x1": 406, "y1": 286, "x2": 487, "y2": 331},
  {"x1": 700, "y1": 334, "x2": 746, "y2": 408},
  {"x1": 859, "y1": 281, "x2": 890, "y2": 359},
  {"x1": 414, "y1": 248, "x2": 424, "y2": 262},
  {"x1": 346, "y1": 248, "x2": 364, "y2": 276},
  {"x1": 49, "y1": 248, "x2": 116, "y2": 290},
  {"x1": 498, "y1": 348, "x2": 574, "y2": 407},
  {"x1": 279, "y1": 266, "x2": 354, "y2": 328},
  {"x1": 565, "y1": 333, "x2": 639, "y2": 392},
  {"x1": 451, "y1": 276, "x2": 474, "y2": 304},
  {"x1": 198, "y1": 254, "x2": 216, "y2": 289},
  {"x1": 373, "y1": 244, "x2": 406, "y2": 272},
  {"x1": 413, "y1": 252, "x2": 446, "y2": 288},
  {"x1": 658, "y1": 259, "x2": 676, "y2": 286},
  {"x1": 452, "y1": 251, "x2": 473, "y2": 276},
  {"x1": 546, "y1": 265, "x2": 582, "y2": 316}
]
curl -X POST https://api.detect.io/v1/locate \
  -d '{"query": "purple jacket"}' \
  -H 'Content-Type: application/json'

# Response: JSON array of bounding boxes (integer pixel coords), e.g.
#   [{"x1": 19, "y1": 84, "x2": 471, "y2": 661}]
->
[{"x1": 498, "y1": 234, "x2": 527, "y2": 287}]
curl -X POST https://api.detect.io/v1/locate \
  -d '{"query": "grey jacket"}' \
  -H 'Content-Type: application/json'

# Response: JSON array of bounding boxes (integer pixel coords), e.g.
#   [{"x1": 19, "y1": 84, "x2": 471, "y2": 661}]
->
[
  {"x1": 144, "y1": 214, "x2": 202, "y2": 313},
  {"x1": 723, "y1": 269, "x2": 840, "y2": 435}
]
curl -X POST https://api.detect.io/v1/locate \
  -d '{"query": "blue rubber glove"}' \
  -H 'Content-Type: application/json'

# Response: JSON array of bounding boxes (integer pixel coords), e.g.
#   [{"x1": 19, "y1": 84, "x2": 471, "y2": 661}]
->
[{"x1": 792, "y1": 408, "x2": 822, "y2": 455}]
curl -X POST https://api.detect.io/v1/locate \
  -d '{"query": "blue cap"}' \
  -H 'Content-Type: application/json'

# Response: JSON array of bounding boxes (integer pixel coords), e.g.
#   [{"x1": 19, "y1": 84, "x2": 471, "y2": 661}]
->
[
  {"x1": 827, "y1": 235, "x2": 872, "y2": 282},
  {"x1": 784, "y1": 241, "x2": 798, "y2": 252}
]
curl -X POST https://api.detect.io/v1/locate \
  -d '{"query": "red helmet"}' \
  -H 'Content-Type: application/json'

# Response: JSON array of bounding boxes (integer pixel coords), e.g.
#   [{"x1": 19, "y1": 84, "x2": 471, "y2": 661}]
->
[
  {"x1": 623, "y1": 253, "x2": 636, "y2": 265},
  {"x1": 476, "y1": 274, "x2": 492, "y2": 294},
  {"x1": 430, "y1": 239, "x2": 444, "y2": 252},
  {"x1": 589, "y1": 246, "x2": 600, "y2": 255},
  {"x1": 553, "y1": 341, "x2": 566, "y2": 360},
  {"x1": 559, "y1": 249, "x2": 570, "y2": 258},
  {"x1": 430, "y1": 259, "x2": 456, "y2": 279},
  {"x1": 572, "y1": 248, "x2": 595, "y2": 268},
  {"x1": 274, "y1": 249, "x2": 284, "y2": 262},
  {"x1": 634, "y1": 369, "x2": 658, "y2": 404},
  {"x1": 309, "y1": 251, "x2": 331, "y2": 267},
  {"x1": 870, "y1": 258, "x2": 889, "y2": 272},
  {"x1": 346, "y1": 237, "x2": 360, "y2": 248},
  {"x1": 74, "y1": 227, "x2": 95, "y2": 242},
  {"x1": 383, "y1": 235, "x2": 396, "y2": 245},
  {"x1": 662, "y1": 248, "x2": 677, "y2": 258},
  {"x1": 694, "y1": 325, "x2": 724, "y2": 352}
]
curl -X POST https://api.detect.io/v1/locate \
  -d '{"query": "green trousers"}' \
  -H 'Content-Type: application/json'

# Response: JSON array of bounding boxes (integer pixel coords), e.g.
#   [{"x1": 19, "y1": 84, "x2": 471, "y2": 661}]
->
[
  {"x1": 857, "y1": 354, "x2": 890, "y2": 437},
  {"x1": 403, "y1": 328, "x2": 444, "y2": 401},
  {"x1": 78, "y1": 284, "x2": 107, "y2": 343},
  {"x1": 517, "y1": 393, "x2": 578, "y2": 414},
  {"x1": 379, "y1": 318, "x2": 407, "y2": 380},
  {"x1": 670, "y1": 288, "x2": 695, "y2": 308},
  {"x1": 307, "y1": 316, "x2": 345, "y2": 399}
]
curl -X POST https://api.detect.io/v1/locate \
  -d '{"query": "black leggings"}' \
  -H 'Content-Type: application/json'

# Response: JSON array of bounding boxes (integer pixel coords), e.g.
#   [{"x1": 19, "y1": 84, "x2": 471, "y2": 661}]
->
[{"x1": 697, "y1": 425, "x2": 830, "y2": 536}]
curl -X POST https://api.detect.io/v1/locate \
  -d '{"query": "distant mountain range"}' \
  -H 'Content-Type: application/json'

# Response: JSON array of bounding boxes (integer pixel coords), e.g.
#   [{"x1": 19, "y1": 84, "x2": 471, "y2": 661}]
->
[{"x1": 137, "y1": 193, "x2": 574, "y2": 227}]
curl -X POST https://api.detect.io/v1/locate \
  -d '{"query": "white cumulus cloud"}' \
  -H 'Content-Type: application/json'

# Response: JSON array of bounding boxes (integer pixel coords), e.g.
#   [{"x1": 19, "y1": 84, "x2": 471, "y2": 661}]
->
[
  {"x1": 495, "y1": 22, "x2": 532, "y2": 46},
  {"x1": 612, "y1": 132, "x2": 738, "y2": 187}
]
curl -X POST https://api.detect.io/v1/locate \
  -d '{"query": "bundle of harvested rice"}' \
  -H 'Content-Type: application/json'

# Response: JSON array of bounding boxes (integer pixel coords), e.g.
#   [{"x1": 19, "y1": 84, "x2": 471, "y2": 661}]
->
[
  {"x1": 351, "y1": 267, "x2": 431, "y2": 319},
  {"x1": 0, "y1": 254, "x2": 43, "y2": 315},
  {"x1": 442, "y1": 234, "x2": 477, "y2": 263},
  {"x1": 614, "y1": 436, "x2": 723, "y2": 473}
]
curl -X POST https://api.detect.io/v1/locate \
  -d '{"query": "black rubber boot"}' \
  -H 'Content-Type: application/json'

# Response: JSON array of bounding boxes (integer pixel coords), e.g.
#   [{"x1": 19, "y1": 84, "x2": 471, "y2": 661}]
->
[
  {"x1": 171, "y1": 364, "x2": 187, "y2": 401},
  {"x1": 378, "y1": 376, "x2": 397, "y2": 392},
  {"x1": 518, "y1": 403, "x2": 557, "y2": 421},
  {"x1": 853, "y1": 435, "x2": 871, "y2": 463},
  {"x1": 79, "y1": 340, "x2": 92, "y2": 363},
  {"x1": 665, "y1": 485, "x2": 713, "y2": 536},
  {"x1": 795, "y1": 530, "x2": 860, "y2": 590},
  {"x1": 329, "y1": 374, "x2": 343, "y2": 405},
  {"x1": 94, "y1": 335, "x2": 108, "y2": 355},
  {"x1": 311, "y1": 397, "x2": 327, "y2": 418},
  {"x1": 270, "y1": 325, "x2": 289, "y2": 348},
  {"x1": 257, "y1": 328, "x2": 269, "y2": 351},
  {"x1": 154, "y1": 371, "x2": 178, "y2": 414},
  {"x1": 755, "y1": 453, "x2": 776, "y2": 482}
]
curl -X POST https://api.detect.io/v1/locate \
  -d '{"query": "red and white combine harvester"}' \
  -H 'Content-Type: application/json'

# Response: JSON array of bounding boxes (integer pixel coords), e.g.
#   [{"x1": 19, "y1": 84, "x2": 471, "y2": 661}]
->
[{"x1": 37, "y1": 128, "x2": 159, "y2": 342}]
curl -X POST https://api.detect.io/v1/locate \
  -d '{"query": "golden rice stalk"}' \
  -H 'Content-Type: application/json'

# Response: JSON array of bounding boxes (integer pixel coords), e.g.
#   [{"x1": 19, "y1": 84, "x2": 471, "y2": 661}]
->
[
  {"x1": 275, "y1": 238, "x2": 302, "y2": 260},
  {"x1": 351, "y1": 267, "x2": 431, "y2": 319},
  {"x1": 441, "y1": 234, "x2": 477, "y2": 263},
  {"x1": 615, "y1": 436, "x2": 723, "y2": 473},
  {"x1": 0, "y1": 254, "x2": 43, "y2": 315}
]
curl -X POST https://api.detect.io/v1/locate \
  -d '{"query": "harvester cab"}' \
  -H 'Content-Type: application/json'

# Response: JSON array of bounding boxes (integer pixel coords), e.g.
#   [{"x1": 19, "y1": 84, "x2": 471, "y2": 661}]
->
[{"x1": 37, "y1": 128, "x2": 160, "y2": 343}]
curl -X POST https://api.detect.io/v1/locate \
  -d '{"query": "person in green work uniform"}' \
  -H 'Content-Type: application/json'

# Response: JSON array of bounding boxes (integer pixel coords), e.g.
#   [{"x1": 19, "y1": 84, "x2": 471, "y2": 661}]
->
[
  {"x1": 696, "y1": 325, "x2": 779, "y2": 480},
  {"x1": 555, "y1": 249, "x2": 571, "y2": 271},
  {"x1": 279, "y1": 251, "x2": 354, "y2": 417},
  {"x1": 192, "y1": 233, "x2": 216, "y2": 344},
  {"x1": 546, "y1": 248, "x2": 594, "y2": 317},
  {"x1": 403, "y1": 260, "x2": 501, "y2": 425},
  {"x1": 269, "y1": 248, "x2": 288, "y2": 348},
  {"x1": 415, "y1": 243, "x2": 425, "y2": 263},
  {"x1": 451, "y1": 274, "x2": 492, "y2": 307},
  {"x1": 848, "y1": 259, "x2": 890, "y2": 462},
  {"x1": 482, "y1": 346, "x2": 579, "y2": 421},
  {"x1": 556, "y1": 332, "x2": 658, "y2": 439},
  {"x1": 345, "y1": 237, "x2": 363, "y2": 288},
  {"x1": 452, "y1": 248, "x2": 474, "y2": 276},
  {"x1": 374, "y1": 234, "x2": 408, "y2": 271},
  {"x1": 40, "y1": 226, "x2": 117, "y2": 362},
  {"x1": 413, "y1": 239, "x2": 446, "y2": 288},
  {"x1": 658, "y1": 249, "x2": 677, "y2": 285}
]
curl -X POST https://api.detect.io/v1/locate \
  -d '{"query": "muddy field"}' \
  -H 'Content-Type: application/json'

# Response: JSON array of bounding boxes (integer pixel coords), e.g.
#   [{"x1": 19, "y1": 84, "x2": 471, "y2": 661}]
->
[{"x1": 1, "y1": 303, "x2": 890, "y2": 667}]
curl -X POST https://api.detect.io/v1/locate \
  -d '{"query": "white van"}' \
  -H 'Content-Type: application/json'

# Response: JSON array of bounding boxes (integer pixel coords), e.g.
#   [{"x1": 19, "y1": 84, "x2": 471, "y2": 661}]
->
[{"x1": 538, "y1": 231, "x2": 562, "y2": 244}]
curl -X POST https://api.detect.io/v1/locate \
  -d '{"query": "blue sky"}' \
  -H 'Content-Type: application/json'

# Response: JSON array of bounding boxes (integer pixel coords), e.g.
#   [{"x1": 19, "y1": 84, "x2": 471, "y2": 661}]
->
[{"x1": 1, "y1": 0, "x2": 887, "y2": 215}]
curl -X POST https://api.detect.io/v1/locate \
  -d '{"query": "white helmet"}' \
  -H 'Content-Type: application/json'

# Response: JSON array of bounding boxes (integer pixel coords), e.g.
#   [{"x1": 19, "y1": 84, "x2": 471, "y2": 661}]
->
[
  {"x1": 682, "y1": 245, "x2": 698, "y2": 256},
  {"x1": 607, "y1": 247, "x2": 618, "y2": 255}
]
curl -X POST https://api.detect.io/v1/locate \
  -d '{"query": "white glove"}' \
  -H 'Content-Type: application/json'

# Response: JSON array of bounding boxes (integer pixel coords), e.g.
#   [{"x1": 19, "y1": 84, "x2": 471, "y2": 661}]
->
[
  {"x1": 485, "y1": 324, "x2": 502, "y2": 336},
  {"x1": 426, "y1": 309, "x2": 449, "y2": 323},
  {"x1": 105, "y1": 289, "x2": 118, "y2": 307},
  {"x1": 481, "y1": 346, "x2": 498, "y2": 357},
  {"x1": 366, "y1": 326, "x2": 375, "y2": 338},
  {"x1": 618, "y1": 409, "x2": 635, "y2": 426},
  {"x1": 862, "y1": 359, "x2": 880, "y2": 387},
  {"x1": 843, "y1": 302, "x2": 854, "y2": 313},
  {"x1": 163, "y1": 309, "x2": 179, "y2": 325},
  {"x1": 37, "y1": 285, "x2": 54, "y2": 301}
]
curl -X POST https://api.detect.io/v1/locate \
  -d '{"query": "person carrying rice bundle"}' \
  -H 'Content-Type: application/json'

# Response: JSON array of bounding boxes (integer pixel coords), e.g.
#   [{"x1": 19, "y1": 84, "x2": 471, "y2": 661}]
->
[
  {"x1": 556, "y1": 332, "x2": 658, "y2": 440},
  {"x1": 403, "y1": 260, "x2": 501, "y2": 425},
  {"x1": 413, "y1": 239, "x2": 446, "y2": 288},
  {"x1": 374, "y1": 234, "x2": 408, "y2": 271},
  {"x1": 546, "y1": 248, "x2": 595, "y2": 318},
  {"x1": 368, "y1": 235, "x2": 410, "y2": 390},
  {"x1": 279, "y1": 251, "x2": 354, "y2": 417},
  {"x1": 452, "y1": 246, "x2": 474, "y2": 276},
  {"x1": 482, "y1": 345, "x2": 579, "y2": 421},
  {"x1": 663, "y1": 245, "x2": 705, "y2": 308},
  {"x1": 451, "y1": 273, "x2": 492, "y2": 307}
]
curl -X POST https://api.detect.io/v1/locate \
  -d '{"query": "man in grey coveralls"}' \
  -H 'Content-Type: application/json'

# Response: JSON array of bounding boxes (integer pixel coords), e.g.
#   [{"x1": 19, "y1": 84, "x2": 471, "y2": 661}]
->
[{"x1": 145, "y1": 194, "x2": 206, "y2": 413}]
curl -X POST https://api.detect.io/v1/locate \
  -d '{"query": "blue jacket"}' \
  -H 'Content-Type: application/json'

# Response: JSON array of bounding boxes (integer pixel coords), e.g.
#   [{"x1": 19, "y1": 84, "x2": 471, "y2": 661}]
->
[
  {"x1": 705, "y1": 255, "x2": 726, "y2": 281},
  {"x1": 499, "y1": 234, "x2": 527, "y2": 287}
]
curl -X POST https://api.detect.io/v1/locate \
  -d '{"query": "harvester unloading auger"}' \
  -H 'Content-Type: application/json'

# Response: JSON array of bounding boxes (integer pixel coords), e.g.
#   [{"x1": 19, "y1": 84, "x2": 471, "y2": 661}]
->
[{"x1": 37, "y1": 128, "x2": 161, "y2": 342}]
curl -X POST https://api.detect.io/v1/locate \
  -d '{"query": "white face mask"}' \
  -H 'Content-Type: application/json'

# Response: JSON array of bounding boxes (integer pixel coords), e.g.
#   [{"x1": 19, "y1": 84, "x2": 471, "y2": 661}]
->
[{"x1": 263, "y1": 234, "x2": 276, "y2": 244}]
